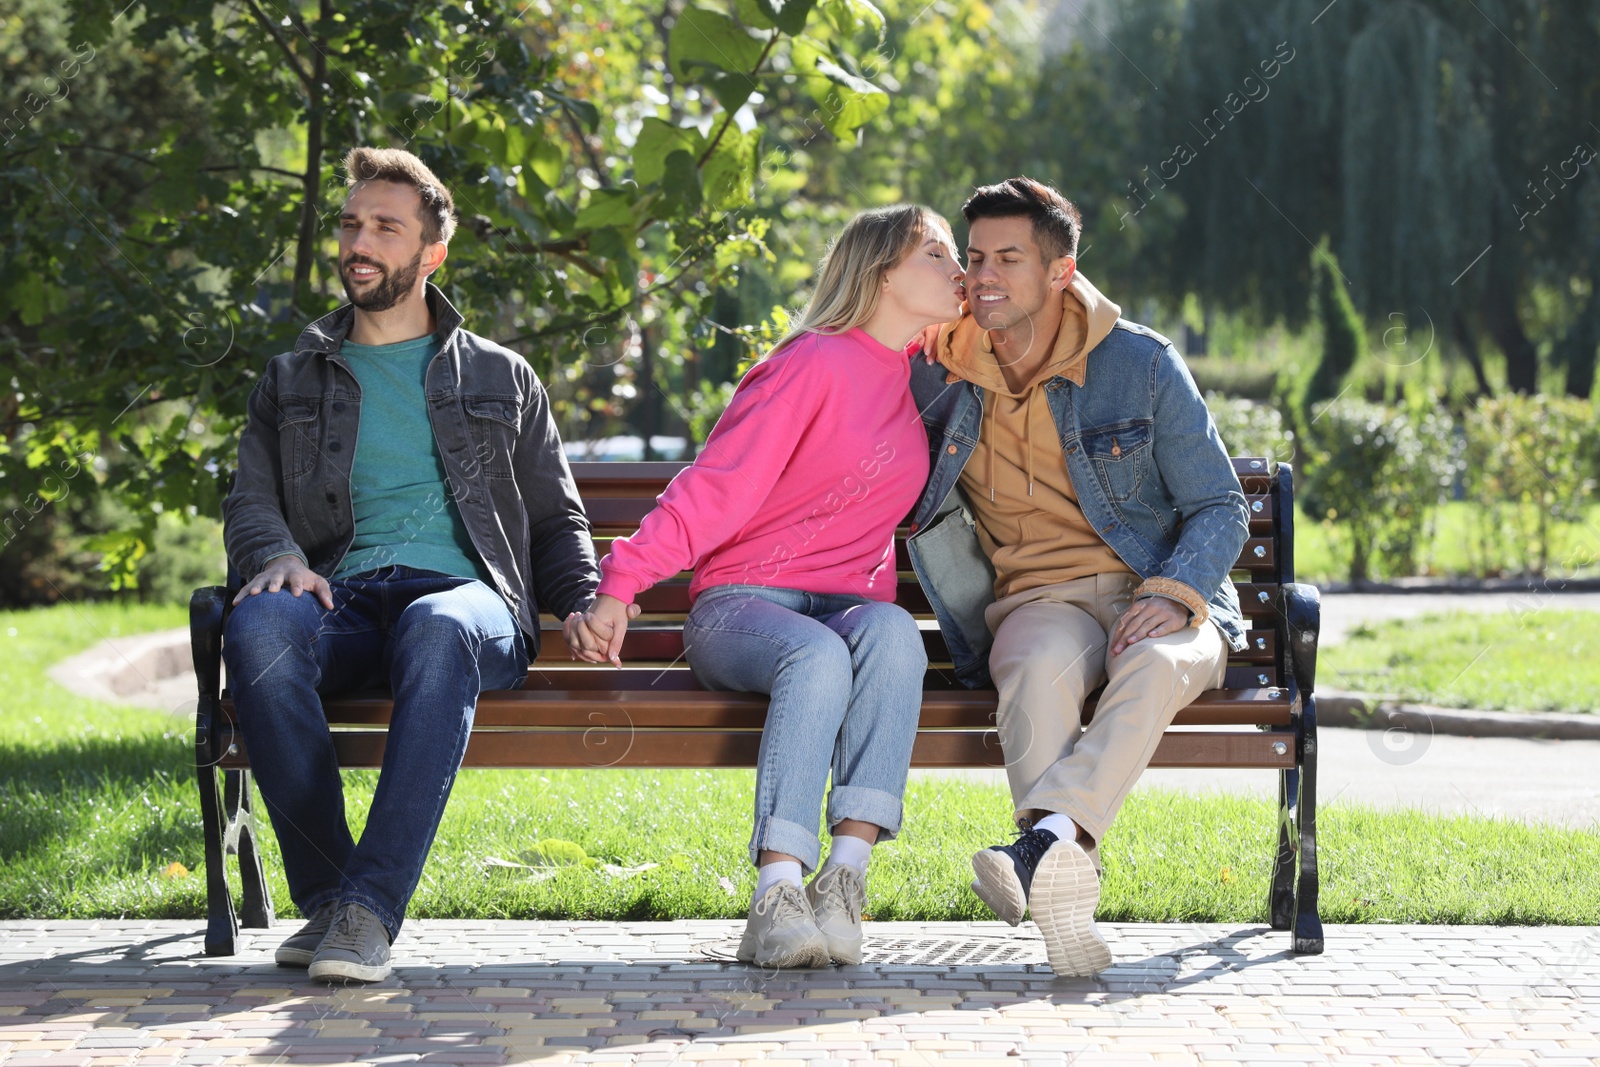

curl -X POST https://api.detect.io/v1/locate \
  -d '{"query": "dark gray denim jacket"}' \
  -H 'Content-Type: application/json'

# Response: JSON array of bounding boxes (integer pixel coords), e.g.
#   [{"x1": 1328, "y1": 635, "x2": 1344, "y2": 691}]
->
[
  {"x1": 222, "y1": 284, "x2": 598, "y2": 651},
  {"x1": 906, "y1": 319, "x2": 1249, "y2": 689}
]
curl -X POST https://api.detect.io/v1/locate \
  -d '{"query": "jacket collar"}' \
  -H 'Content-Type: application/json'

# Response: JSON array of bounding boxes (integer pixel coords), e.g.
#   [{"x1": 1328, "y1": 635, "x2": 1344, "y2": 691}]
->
[{"x1": 293, "y1": 282, "x2": 466, "y2": 356}]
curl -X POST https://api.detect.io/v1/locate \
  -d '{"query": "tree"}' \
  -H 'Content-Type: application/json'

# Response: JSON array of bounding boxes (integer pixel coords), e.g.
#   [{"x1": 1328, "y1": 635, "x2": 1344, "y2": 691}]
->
[
  {"x1": 0, "y1": 0, "x2": 895, "y2": 592},
  {"x1": 1072, "y1": 0, "x2": 1599, "y2": 396}
]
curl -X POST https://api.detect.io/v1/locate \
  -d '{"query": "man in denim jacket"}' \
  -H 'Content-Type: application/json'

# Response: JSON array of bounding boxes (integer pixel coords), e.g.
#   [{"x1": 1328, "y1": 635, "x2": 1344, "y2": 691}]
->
[
  {"x1": 908, "y1": 178, "x2": 1248, "y2": 976},
  {"x1": 221, "y1": 147, "x2": 625, "y2": 982}
]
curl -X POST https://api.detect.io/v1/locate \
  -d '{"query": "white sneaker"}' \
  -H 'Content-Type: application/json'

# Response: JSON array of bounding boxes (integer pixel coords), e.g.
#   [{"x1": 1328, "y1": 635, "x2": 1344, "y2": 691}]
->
[
  {"x1": 805, "y1": 865, "x2": 865, "y2": 965},
  {"x1": 736, "y1": 882, "x2": 830, "y2": 969},
  {"x1": 1028, "y1": 839, "x2": 1113, "y2": 976}
]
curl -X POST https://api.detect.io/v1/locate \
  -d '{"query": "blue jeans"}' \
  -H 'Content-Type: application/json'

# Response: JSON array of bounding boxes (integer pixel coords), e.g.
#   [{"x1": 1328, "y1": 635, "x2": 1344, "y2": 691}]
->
[
  {"x1": 683, "y1": 585, "x2": 928, "y2": 872},
  {"x1": 222, "y1": 566, "x2": 527, "y2": 938}
]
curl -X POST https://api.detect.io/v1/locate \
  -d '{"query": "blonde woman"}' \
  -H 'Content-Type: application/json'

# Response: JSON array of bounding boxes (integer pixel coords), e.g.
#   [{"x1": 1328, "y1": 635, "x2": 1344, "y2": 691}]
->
[{"x1": 566, "y1": 206, "x2": 965, "y2": 967}]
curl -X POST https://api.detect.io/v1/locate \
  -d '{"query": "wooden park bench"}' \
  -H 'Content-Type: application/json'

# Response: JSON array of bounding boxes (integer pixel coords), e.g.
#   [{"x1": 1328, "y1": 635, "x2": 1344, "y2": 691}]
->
[{"x1": 189, "y1": 457, "x2": 1323, "y2": 959}]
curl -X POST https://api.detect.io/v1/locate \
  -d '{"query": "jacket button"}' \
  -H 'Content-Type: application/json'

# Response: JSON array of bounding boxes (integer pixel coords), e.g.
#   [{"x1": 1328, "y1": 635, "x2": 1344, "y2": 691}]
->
[
  {"x1": 325, "y1": 491, "x2": 336, "y2": 503},
  {"x1": 945, "y1": 444, "x2": 958, "y2": 454},
  {"x1": 329, "y1": 442, "x2": 341, "y2": 452},
  {"x1": 333, "y1": 401, "x2": 345, "y2": 412},
  {"x1": 909, "y1": 522, "x2": 919, "y2": 533}
]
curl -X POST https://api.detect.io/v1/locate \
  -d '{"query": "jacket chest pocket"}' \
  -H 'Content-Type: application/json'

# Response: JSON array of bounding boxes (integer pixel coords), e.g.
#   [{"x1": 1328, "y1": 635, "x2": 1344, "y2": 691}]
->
[
  {"x1": 1081, "y1": 420, "x2": 1151, "y2": 502},
  {"x1": 463, "y1": 395, "x2": 521, "y2": 479},
  {"x1": 276, "y1": 398, "x2": 319, "y2": 478}
]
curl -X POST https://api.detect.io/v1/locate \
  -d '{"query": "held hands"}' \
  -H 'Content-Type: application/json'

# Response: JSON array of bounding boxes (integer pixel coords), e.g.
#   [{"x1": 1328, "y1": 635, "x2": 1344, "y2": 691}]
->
[
  {"x1": 1109, "y1": 596, "x2": 1188, "y2": 656},
  {"x1": 233, "y1": 554, "x2": 334, "y2": 610},
  {"x1": 563, "y1": 593, "x2": 641, "y2": 667}
]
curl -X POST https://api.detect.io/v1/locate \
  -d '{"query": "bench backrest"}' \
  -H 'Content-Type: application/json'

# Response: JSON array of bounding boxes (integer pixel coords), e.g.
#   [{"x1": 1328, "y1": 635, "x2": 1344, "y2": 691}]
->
[{"x1": 551, "y1": 458, "x2": 1297, "y2": 694}]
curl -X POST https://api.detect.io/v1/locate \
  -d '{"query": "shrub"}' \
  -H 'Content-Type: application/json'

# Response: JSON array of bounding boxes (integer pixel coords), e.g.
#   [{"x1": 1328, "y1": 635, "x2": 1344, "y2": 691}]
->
[
  {"x1": 1205, "y1": 393, "x2": 1297, "y2": 466},
  {"x1": 1463, "y1": 395, "x2": 1599, "y2": 576},
  {"x1": 1301, "y1": 397, "x2": 1457, "y2": 582},
  {"x1": 1303, "y1": 250, "x2": 1366, "y2": 412}
]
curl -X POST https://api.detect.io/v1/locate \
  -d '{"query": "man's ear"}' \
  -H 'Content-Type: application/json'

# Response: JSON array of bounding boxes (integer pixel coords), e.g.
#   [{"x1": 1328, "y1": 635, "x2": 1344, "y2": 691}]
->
[
  {"x1": 424, "y1": 241, "x2": 448, "y2": 277},
  {"x1": 1052, "y1": 255, "x2": 1077, "y2": 291}
]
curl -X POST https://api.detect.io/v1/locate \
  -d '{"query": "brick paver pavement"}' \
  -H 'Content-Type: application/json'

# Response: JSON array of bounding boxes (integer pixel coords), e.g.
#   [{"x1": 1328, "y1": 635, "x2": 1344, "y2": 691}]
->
[{"x1": 1, "y1": 921, "x2": 1596, "y2": 1065}]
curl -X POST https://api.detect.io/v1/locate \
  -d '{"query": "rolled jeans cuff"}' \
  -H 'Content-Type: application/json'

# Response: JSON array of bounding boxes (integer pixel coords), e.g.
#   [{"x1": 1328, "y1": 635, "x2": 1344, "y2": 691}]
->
[
  {"x1": 825, "y1": 785, "x2": 905, "y2": 843},
  {"x1": 749, "y1": 814, "x2": 825, "y2": 874}
]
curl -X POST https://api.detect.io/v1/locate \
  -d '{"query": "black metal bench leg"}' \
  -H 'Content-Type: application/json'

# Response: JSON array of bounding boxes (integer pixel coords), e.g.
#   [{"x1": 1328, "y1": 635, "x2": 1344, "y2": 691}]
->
[
  {"x1": 224, "y1": 770, "x2": 276, "y2": 929},
  {"x1": 1293, "y1": 695, "x2": 1324, "y2": 955},
  {"x1": 1269, "y1": 762, "x2": 1298, "y2": 931},
  {"x1": 192, "y1": 586, "x2": 239, "y2": 956},
  {"x1": 198, "y1": 753, "x2": 239, "y2": 956}
]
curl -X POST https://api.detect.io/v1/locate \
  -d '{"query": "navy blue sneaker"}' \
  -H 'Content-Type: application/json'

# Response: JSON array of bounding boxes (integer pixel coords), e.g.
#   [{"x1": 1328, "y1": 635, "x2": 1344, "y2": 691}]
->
[{"x1": 970, "y1": 826, "x2": 1059, "y2": 926}]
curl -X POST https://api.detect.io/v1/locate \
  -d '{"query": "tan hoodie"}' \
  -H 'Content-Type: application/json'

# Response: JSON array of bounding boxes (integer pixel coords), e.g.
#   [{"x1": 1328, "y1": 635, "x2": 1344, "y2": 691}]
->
[{"x1": 936, "y1": 271, "x2": 1134, "y2": 600}]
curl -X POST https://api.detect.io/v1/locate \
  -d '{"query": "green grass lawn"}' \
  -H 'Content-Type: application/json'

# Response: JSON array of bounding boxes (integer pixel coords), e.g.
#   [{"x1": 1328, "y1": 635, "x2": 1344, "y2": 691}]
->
[
  {"x1": 3, "y1": 603, "x2": 1598, "y2": 925},
  {"x1": 1319, "y1": 609, "x2": 1600, "y2": 713}
]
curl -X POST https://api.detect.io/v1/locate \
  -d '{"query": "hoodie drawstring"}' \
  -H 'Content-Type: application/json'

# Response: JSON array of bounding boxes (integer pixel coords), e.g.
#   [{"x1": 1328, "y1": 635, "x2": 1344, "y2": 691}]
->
[
  {"x1": 985, "y1": 393, "x2": 997, "y2": 502},
  {"x1": 1024, "y1": 389, "x2": 1036, "y2": 497},
  {"x1": 984, "y1": 386, "x2": 1038, "y2": 500}
]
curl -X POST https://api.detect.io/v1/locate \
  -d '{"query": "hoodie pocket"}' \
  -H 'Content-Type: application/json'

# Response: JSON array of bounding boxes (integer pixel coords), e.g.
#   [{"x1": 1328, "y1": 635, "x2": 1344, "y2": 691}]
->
[{"x1": 1081, "y1": 419, "x2": 1151, "y2": 502}]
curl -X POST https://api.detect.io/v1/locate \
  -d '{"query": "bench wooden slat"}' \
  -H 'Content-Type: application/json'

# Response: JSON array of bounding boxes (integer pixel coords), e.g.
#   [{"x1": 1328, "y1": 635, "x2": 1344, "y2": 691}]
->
[
  {"x1": 217, "y1": 725, "x2": 1294, "y2": 771},
  {"x1": 588, "y1": 534, "x2": 1273, "y2": 575},
  {"x1": 533, "y1": 621, "x2": 1283, "y2": 664},
  {"x1": 570, "y1": 458, "x2": 1278, "y2": 495},
  {"x1": 223, "y1": 686, "x2": 1294, "y2": 734},
  {"x1": 577, "y1": 578, "x2": 1288, "y2": 621}
]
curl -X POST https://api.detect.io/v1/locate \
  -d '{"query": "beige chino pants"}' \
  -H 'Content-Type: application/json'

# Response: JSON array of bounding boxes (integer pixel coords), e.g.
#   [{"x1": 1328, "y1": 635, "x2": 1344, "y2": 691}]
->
[{"x1": 986, "y1": 573, "x2": 1227, "y2": 845}]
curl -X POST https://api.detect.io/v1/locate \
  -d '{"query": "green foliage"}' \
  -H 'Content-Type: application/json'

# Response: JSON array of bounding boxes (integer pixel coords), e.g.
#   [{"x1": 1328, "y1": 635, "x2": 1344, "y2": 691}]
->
[
  {"x1": 0, "y1": 0, "x2": 900, "y2": 597},
  {"x1": 1084, "y1": 0, "x2": 1600, "y2": 397},
  {"x1": 1291, "y1": 500, "x2": 1600, "y2": 586},
  {"x1": 1462, "y1": 395, "x2": 1600, "y2": 576},
  {"x1": 1301, "y1": 396, "x2": 1457, "y2": 582},
  {"x1": 1303, "y1": 247, "x2": 1366, "y2": 413},
  {"x1": 1204, "y1": 393, "x2": 1296, "y2": 466}
]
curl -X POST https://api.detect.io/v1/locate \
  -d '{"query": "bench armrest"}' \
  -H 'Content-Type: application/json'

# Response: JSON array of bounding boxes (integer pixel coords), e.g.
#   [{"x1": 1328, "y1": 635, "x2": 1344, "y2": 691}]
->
[
  {"x1": 1280, "y1": 582, "x2": 1320, "y2": 695},
  {"x1": 190, "y1": 586, "x2": 229, "y2": 758}
]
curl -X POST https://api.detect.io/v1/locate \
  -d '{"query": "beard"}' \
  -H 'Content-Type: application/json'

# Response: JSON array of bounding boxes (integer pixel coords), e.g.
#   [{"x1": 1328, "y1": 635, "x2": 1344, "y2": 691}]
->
[{"x1": 342, "y1": 248, "x2": 424, "y2": 312}]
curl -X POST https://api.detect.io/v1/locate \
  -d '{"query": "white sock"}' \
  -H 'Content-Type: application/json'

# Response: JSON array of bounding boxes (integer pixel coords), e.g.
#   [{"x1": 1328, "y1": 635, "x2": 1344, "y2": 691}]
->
[
  {"x1": 1034, "y1": 813, "x2": 1079, "y2": 845},
  {"x1": 822, "y1": 834, "x2": 873, "y2": 875},
  {"x1": 752, "y1": 860, "x2": 802, "y2": 904}
]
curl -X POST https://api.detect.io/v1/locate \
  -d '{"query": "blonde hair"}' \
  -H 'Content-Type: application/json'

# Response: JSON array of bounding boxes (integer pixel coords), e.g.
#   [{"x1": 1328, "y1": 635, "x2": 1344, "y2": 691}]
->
[
  {"x1": 772, "y1": 205, "x2": 949, "y2": 354},
  {"x1": 341, "y1": 146, "x2": 458, "y2": 245}
]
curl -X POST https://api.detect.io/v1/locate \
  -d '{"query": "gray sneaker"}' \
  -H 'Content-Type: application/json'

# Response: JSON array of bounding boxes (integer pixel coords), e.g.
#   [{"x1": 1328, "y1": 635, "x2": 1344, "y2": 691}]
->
[
  {"x1": 805, "y1": 865, "x2": 866, "y2": 965},
  {"x1": 307, "y1": 903, "x2": 392, "y2": 983},
  {"x1": 736, "y1": 882, "x2": 829, "y2": 969},
  {"x1": 274, "y1": 901, "x2": 339, "y2": 967}
]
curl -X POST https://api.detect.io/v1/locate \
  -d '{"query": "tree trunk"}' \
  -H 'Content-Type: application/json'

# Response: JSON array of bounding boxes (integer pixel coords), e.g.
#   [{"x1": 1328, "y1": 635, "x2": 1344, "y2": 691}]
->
[
  {"x1": 1558, "y1": 288, "x2": 1600, "y2": 399},
  {"x1": 291, "y1": 6, "x2": 328, "y2": 312},
  {"x1": 637, "y1": 318, "x2": 660, "y2": 460},
  {"x1": 1450, "y1": 310, "x2": 1494, "y2": 397},
  {"x1": 1483, "y1": 246, "x2": 1538, "y2": 394}
]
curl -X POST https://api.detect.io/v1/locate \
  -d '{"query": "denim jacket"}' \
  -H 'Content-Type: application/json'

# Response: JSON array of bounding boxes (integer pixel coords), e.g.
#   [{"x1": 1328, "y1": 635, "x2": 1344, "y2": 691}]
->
[
  {"x1": 222, "y1": 283, "x2": 599, "y2": 651},
  {"x1": 906, "y1": 319, "x2": 1249, "y2": 689}
]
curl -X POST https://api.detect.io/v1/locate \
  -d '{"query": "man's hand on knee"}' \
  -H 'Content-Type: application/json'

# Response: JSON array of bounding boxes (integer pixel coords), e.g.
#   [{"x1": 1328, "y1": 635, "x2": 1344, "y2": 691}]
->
[
  {"x1": 234, "y1": 554, "x2": 334, "y2": 610},
  {"x1": 1109, "y1": 597, "x2": 1187, "y2": 655}
]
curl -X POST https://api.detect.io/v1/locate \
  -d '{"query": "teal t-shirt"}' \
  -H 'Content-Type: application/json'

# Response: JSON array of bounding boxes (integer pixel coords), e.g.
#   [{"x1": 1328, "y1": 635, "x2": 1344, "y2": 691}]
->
[{"x1": 333, "y1": 333, "x2": 491, "y2": 583}]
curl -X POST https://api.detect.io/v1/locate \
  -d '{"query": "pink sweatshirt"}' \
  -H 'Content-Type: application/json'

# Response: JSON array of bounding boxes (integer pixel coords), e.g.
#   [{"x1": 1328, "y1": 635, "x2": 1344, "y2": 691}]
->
[{"x1": 596, "y1": 328, "x2": 930, "y2": 605}]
